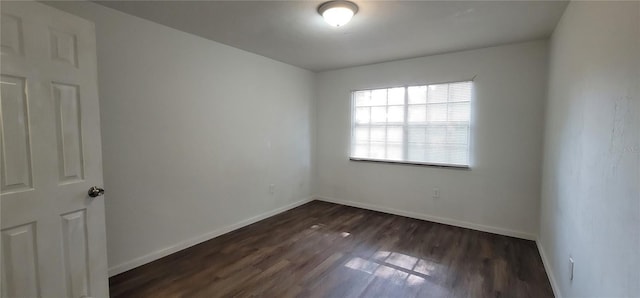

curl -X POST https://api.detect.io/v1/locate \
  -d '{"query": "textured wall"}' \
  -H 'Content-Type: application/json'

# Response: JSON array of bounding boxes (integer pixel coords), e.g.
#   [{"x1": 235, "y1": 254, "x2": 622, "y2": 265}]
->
[{"x1": 539, "y1": 1, "x2": 640, "y2": 296}]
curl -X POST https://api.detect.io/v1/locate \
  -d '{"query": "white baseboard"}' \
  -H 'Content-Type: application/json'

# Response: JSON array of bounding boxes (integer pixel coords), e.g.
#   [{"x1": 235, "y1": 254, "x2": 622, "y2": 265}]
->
[
  {"x1": 314, "y1": 196, "x2": 537, "y2": 241},
  {"x1": 536, "y1": 239, "x2": 562, "y2": 298},
  {"x1": 108, "y1": 197, "x2": 314, "y2": 277}
]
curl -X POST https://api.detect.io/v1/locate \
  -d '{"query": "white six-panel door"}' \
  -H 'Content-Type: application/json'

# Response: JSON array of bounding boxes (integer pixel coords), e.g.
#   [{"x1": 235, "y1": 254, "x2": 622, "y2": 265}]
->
[{"x1": 1, "y1": 1, "x2": 108, "y2": 297}]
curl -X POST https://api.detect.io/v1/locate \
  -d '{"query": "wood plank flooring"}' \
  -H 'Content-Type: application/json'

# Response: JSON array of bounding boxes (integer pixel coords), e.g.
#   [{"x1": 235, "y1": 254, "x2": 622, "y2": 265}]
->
[{"x1": 109, "y1": 201, "x2": 554, "y2": 297}]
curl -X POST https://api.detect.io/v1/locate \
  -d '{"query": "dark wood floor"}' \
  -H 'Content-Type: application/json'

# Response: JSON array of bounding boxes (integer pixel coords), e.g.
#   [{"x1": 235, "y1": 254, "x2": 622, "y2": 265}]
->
[{"x1": 109, "y1": 201, "x2": 553, "y2": 298}]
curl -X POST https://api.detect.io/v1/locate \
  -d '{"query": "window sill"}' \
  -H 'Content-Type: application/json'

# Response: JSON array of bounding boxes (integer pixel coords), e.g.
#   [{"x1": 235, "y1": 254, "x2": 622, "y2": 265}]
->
[{"x1": 349, "y1": 157, "x2": 471, "y2": 170}]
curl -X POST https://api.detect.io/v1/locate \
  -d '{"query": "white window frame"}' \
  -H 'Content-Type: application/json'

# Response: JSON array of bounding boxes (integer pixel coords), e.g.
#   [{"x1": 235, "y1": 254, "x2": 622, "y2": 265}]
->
[{"x1": 349, "y1": 80, "x2": 473, "y2": 169}]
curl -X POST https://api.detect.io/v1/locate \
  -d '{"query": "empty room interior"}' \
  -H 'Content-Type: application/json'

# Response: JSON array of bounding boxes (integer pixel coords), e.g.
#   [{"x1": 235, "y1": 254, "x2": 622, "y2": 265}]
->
[{"x1": 0, "y1": 0, "x2": 638, "y2": 297}]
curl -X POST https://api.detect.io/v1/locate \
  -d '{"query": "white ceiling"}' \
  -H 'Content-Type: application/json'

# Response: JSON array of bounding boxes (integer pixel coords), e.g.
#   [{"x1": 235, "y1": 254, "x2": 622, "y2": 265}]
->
[{"x1": 95, "y1": 1, "x2": 568, "y2": 72}]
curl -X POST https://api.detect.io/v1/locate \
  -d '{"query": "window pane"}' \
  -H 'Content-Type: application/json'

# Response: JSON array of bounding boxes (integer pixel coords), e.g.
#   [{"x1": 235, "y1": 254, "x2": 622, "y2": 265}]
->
[
  {"x1": 408, "y1": 86, "x2": 426, "y2": 104},
  {"x1": 426, "y1": 125, "x2": 446, "y2": 144},
  {"x1": 354, "y1": 127, "x2": 369, "y2": 143},
  {"x1": 388, "y1": 87, "x2": 404, "y2": 105},
  {"x1": 407, "y1": 143, "x2": 426, "y2": 161},
  {"x1": 387, "y1": 126, "x2": 403, "y2": 143},
  {"x1": 354, "y1": 90, "x2": 371, "y2": 106},
  {"x1": 426, "y1": 104, "x2": 447, "y2": 122},
  {"x1": 370, "y1": 142, "x2": 385, "y2": 159},
  {"x1": 426, "y1": 144, "x2": 448, "y2": 164},
  {"x1": 352, "y1": 143, "x2": 369, "y2": 158},
  {"x1": 408, "y1": 127, "x2": 425, "y2": 143},
  {"x1": 386, "y1": 143, "x2": 403, "y2": 160},
  {"x1": 371, "y1": 89, "x2": 387, "y2": 106},
  {"x1": 371, "y1": 106, "x2": 386, "y2": 123},
  {"x1": 448, "y1": 102, "x2": 470, "y2": 121},
  {"x1": 447, "y1": 125, "x2": 469, "y2": 145},
  {"x1": 427, "y1": 84, "x2": 448, "y2": 103},
  {"x1": 449, "y1": 145, "x2": 469, "y2": 165},
  {"x1": 408, "y1": 105, "x2": 426, "y2": 123},
  {"x1": 351, "y1": 81, "x2": 472, "y2": 167},
  {"x1": 355, "y1": 107, "x2": 370, "y2": 123},
  {"x1": 387, "y1": 106, "x2": 404, "y2": 123},
  {"x1": 370, "y1": 127, "x2": 386, "y2": 142},
  {"x1": 449, "y1": 82, "x2": 471, "y2": 102}
]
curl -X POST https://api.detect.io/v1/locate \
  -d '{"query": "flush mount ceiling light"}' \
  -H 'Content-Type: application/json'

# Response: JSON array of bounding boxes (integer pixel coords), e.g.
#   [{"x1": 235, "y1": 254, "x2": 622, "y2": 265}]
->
[{"x1": 318, "y1": 1, "x2": 359, "y2": 27}]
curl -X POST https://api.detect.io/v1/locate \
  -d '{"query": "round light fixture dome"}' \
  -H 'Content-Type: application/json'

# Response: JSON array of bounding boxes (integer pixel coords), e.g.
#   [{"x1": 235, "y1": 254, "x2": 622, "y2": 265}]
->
[{"x1": 318, "y1": 1, "x2": 358, "y2": 27}]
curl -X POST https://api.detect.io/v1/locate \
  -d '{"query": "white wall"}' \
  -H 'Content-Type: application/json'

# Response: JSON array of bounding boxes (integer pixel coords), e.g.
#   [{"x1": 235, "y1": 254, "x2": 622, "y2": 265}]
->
[
  {"x1": 539, "y1": 1, "x2": 640, "y2": 297},
  {"x1": 45, "y1": 1, "x2": 315, "y2": 276},
  {"x1": 315, "y1": 41, "x2": 548, "y2": 239}
]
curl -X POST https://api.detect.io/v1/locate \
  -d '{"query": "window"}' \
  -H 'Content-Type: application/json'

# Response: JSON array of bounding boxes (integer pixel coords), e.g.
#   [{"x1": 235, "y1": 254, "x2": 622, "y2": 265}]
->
[{"x1": 350, "y1": 81, "x2": 472, "y2": 167}]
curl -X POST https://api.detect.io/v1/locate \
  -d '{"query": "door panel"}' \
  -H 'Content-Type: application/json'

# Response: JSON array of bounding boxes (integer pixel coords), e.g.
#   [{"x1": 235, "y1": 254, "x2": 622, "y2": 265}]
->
[
  {"x1": 0, "y1": 75, "x2": 33, "y2": 194},
  {"x1": 1, "y1": 1, "x2": 108, "y2": 297},
  {"x1": 1, "y1": 223, "x2": 39, "y2": 298},
  {"x1": 52, "y1": 82, "x2": 84, "y2": 184},
  {"x1": 0, "y1": 13, "x2": 23, "y2": 56},
  {"x1": 49, "y1": 28, "x2": 78, "y2": 68},
  {"x1": 61, "y1": 209, "x2": 90, "y2": 298}
]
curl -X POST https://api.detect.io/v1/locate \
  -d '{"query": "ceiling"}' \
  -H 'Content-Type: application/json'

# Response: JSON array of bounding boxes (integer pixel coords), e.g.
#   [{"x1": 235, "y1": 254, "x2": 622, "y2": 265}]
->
[{"x1": 95, "y1": 1, "x2": 568, "y2": 72}]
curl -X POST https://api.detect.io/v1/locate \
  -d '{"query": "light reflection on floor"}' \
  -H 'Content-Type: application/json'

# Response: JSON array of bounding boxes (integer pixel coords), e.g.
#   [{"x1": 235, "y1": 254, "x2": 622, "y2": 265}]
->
[
  {"x1": 344, "y1": 251, "x2": 448, "y2": 294},
  {"x1": 308, "y1": 224, "x2": 447, "y2": 295}
]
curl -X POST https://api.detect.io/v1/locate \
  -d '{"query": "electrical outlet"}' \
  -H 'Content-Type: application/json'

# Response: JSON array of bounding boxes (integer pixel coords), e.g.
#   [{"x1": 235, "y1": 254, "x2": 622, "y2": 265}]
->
[
  {"x1": 433, "y1": 188, "x2": 440, "y2": 199},
  {"x1": 569, "y1": 257, "x2": 574, "y2": 282},
  {"x1": 269, "y1": 184, "x2": 275, "y2": 195}
]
